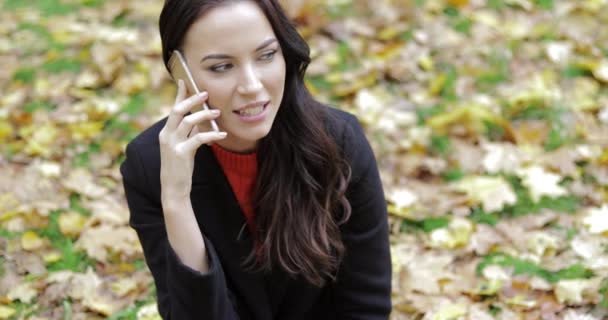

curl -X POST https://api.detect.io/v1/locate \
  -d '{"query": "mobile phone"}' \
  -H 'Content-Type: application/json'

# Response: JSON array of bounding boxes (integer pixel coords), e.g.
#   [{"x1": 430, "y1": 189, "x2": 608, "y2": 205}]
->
[{"x1": 168, "y1": 50, "x2": 220, "y2": 132}]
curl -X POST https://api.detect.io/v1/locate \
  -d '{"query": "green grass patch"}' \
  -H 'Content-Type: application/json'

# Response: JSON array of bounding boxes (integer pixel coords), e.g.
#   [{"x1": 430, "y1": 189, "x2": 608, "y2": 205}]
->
[
  {"x1": 43, "y1": 58, "x2": 82, "y2": 74},
  {"x1": 4, "y1": 0, "x2": 78, "y2": 15},
  {"x1": 483, "y1": 120, "x2": 507, "y2": 141},
  {"x1": 122, "y1": 94, "x2": 147, "y2": 116},
  {"x1": 509, "y1": 103, "x2": 554, "y2": 121},
  {"x1": 417, "y1": 104, "x2": 445, "y2": 124},
  {"x1": 600, "y1": 278, "x2": 608, "y2": 308},
  {"x1": 438, "y1": 64, "x2": 458, "y2": 101},
  {"x1": 452, "y1": 17, "x2": 472, "y2": 35},
  {"x1": 69, "y1": 193, "x2": 92, "y2": 216},
  {"x1": 442, "y1": 168, "x2": 464, "y2": 182},
  {"x1": 81, "y1": 0, "x2": 105, "y2": 7},
  {"x1": 487, "y1": 0, "x2": 506, "y2": 10},
  {"x1": 534, "y1": 0, "x2": 554, "y2": 10},
  {"x1": 72, "y1": 142, "x2": 101, "y2": 168},
  {"x1": 4, "y1": 301, "x2": 38, "y2": 319},
  {"x1": 24, "y1": 100, "x2": 56, "y2": 113},
  {"x1": 469, "y1": 207, "x2": 499, "y2": 225},
  {"x1": 306, "y1": 75, "x2": 333, "y2": 92},
  {"x1": 476, "y1": 53, "x2": 510, "y2": 89},
  {"x1": 560, "y1": 64, "x2": 593, "y2": 78},
  {"x1": 47, "y1": 238, "x2": 94, "y2": 272},
  {"x1": 0, "y1": 228, "x2": 21, "y2": 240},
  {"x1": 430, "y1": 134, "x2": 451, "y2": 156},
  {"x1": 401, "y1": 216, "x2": 450, "y2": 233},
  {"x1": 501, "y1": 175, "x2": 580, "y2": 216},
  {"x1": 477, "y1": 253, "x2": 594, "y2": 283},
  {"x1": 543, "y1": 126, "x2": 571, "y2": 151},
  {"x1": 13, "y1": 68, "x2": 36, "y2": 83}
]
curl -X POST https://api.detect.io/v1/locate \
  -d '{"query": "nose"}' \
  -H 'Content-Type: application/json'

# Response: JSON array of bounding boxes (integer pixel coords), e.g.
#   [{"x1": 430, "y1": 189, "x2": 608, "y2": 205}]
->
[{"x1": 237, "y1": 65, "x2": 263, "y2": 95}]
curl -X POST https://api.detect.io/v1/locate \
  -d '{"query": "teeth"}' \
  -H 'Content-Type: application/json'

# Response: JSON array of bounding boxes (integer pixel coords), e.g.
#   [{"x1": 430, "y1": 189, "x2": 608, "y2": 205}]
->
[{"x1": 238, "y1": 105, "x2": 264, "y2": 116}]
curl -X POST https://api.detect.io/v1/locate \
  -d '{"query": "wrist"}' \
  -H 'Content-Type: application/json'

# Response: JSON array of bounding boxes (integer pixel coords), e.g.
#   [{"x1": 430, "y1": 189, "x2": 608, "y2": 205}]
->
[{"x1": 161, "y1": 194, "x2": 192, "y2": 214}]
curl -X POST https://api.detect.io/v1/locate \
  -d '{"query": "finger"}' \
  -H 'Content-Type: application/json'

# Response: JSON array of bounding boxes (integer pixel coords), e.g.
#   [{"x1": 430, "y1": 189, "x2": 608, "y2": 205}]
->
[
  {"x1": 175, "y1": 109, "x2": 221, "y2": 139},
  {"x1": 165, "y1": 91, "x2": 208, "y2": 131},
  {"x1": 174, "y1": 79, "x2": 186, "y2": 105},
  {"x1": 188, "y1": 122, "x2": 200, "y2": 138},
  {"x1": 176, "y1": 131, "x2": 228, "y2": 155}
]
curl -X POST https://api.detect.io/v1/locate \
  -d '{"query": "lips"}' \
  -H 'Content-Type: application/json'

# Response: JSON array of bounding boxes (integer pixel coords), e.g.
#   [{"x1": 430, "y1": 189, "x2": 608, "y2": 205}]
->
[{"x1": 233, "y1": 101, "x2": 269, "y2": 117}]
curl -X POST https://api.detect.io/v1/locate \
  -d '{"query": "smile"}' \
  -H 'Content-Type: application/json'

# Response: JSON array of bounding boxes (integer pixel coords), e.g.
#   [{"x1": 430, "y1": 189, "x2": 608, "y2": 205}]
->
[{"x1": 233, "y1": 101, "x2": 269, "y2": 117}]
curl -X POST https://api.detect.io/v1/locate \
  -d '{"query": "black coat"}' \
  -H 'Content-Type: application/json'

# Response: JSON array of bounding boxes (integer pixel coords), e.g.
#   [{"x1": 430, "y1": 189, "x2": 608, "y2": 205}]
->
[{"x1": 120, "y1": 107, "x2": 392, "y2": 319}]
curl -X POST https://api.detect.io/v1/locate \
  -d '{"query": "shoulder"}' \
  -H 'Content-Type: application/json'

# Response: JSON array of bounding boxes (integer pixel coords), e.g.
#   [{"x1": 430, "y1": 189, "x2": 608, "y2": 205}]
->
[
  {"x1": 322, "y1": 106, "x2": 363, "y2": 146},
  {"x1": 119, "y1": 117, "x2": 167, "y2": 189},
  {"x1": 322, "y1": 106, "x2": 376, "y2": 182},
  {"x1": 125, "y1": 117, "x2": 167, "y2": 154}
]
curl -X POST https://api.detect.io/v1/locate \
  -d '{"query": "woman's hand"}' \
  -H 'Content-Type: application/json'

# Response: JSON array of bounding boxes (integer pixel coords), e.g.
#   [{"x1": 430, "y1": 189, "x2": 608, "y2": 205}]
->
[{"x1": 159, "y1": 80, "x2": 227, "y2": 205}]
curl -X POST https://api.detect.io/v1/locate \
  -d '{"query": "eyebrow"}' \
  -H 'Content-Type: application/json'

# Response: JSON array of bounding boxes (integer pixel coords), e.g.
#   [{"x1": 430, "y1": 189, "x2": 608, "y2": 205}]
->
[{"x1": 199, "y1": 38, "x2": 278, "y2": 64}]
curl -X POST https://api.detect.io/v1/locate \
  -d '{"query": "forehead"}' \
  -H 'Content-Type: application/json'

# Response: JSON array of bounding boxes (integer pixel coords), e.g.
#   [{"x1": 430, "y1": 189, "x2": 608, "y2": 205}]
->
[{"x1": 183, "y1": 1, "x2": 276, "y2": 53}]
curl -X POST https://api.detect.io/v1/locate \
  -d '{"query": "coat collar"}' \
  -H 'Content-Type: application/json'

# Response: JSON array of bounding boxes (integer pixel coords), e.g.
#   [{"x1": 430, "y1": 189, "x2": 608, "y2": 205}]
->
[{"x1": 190, "y1": 146, "x2": 291, "y2": 318}]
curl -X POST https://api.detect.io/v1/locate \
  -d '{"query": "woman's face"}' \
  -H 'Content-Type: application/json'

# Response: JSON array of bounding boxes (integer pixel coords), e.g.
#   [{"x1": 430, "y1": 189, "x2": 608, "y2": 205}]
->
[{"x1": 181, "y1": 0, "x2": 286, "y2": 153}]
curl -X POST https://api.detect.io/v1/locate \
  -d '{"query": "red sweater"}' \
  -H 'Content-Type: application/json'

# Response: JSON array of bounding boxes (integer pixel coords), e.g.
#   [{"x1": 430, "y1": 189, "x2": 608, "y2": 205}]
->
[{"x1": 210, "y1": 143, "x2": 258, "y2": 235}]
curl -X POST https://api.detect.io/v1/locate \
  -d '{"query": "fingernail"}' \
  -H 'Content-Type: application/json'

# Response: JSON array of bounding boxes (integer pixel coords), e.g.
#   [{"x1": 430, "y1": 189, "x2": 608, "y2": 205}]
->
[
  {"x1": 218, "y1": 132, "x2": 227, "y2": 137},
  {"x1": 198, "y1": 91, "x2": 207, "y2": 97},
  {"x1": 211, "y1": 109, "x2": 220, "y2": 114}
]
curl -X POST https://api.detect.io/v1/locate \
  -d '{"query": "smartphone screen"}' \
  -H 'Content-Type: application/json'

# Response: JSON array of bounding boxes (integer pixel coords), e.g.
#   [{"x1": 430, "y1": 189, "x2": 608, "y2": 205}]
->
[{"x1": 168, "y1": 50, "x2": 219, "y2": 132}]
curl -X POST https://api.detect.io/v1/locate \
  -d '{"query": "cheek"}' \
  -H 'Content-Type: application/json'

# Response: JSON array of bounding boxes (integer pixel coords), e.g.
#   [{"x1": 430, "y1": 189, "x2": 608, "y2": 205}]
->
[
  {"x1": 267, "y1": 61, "x2": 286, "y2": 93},
  {"x1": 200, "y1": 80, "x2": 232, "y2": 108}
]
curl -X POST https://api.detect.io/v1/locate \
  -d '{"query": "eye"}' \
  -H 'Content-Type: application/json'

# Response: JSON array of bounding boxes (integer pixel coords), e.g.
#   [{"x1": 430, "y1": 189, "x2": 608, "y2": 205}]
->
[
  {"x1": 259, "y1": 50, "x2": 277, "y2": 61},
  {"x1": 209, "y1": 63, "x2": 232, "y2": 73}
]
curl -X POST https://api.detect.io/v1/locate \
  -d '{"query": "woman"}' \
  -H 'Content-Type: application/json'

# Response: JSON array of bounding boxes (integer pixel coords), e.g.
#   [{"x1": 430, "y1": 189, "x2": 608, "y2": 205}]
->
[{"x1": 120, "y1": 0, "x2": 391, "y2": 318}]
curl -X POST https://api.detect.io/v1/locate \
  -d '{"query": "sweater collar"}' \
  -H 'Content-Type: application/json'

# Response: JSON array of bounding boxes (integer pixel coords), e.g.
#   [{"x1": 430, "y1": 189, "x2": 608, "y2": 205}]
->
[{"x1": 210, "y1": 143, "x2": 258, "y2": 176}]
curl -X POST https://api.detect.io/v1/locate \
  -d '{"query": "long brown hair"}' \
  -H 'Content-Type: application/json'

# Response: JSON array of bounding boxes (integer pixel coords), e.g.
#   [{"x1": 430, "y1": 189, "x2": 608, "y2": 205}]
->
[{"x1": 159, "y1": 0, "x2": 352, "y2": 287}]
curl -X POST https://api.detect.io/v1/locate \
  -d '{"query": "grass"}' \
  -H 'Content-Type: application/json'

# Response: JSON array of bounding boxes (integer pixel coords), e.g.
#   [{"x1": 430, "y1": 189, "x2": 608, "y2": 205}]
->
[
  {"x1": 37, "y1": 211, "x2": 95, "y2": 273},
  {"x1": 401, "y1": 217, "x2": 450, "y2": 233},
  {"x1": 477, "y1": 253, "x2": 594, "y2": 283}
]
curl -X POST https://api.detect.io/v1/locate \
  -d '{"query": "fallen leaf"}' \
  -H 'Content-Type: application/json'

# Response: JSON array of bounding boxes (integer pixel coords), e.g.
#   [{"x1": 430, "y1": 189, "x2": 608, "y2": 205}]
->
[
  {"x1": 516, "y1": 166, "x2": 568, "y2": 202},
  {"x1": 450, "y1": 175, "x2": 517, "y2": 212},
  {"x1": 582, "y1": 205, "x2": 608, "y2": 235},
  {"x1": 7, "y1": 282, "x2": 37, "y2": 304},
  {"x1": 21, "y1": 230, "x2": 46, "y2": 251}
]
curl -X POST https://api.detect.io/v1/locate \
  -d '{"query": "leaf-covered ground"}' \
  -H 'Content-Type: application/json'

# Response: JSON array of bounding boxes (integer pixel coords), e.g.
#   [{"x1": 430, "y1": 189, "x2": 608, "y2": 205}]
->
[{"x1": 0, "y1": 0, "x2": 607, "y2": 319}]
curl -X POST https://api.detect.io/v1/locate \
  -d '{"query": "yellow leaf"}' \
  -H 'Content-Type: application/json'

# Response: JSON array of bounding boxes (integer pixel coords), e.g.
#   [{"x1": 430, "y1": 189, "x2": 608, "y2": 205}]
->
[
  {"x1": 43, "y1": 250, "x2": 63, "y2": 264},
  {"x1": 0, "y1": 120, "x2": 12, "y2": 143},
  {"x1": 21, "y1": 230, "x2": 45, "y2": 251},
  {"x1": 432, "y1": 303, "x2": 467, "y2": 320},
  {"x1": 472, "y1": 279, "x2": 503, "y2": 296},
  {"x1": 428, "y1": 73, "x2": 447, "y2": 96},
  {"x1": 0, "y1": 305, "x2": 16, "y2": 319},
  {"x1": 504, "y1": 295, "x2": 537, "y2": 309},
  {"x1": 68, "y1": 121, "x2": 104, "y2": 142},
  {"x1": 84, "y1": 297, "x2": 116, "y2": 316},
  {"x1": 511, "y1": 120, "x2": 551, "y2": 145},
  {"x1": 110, "y1": 278, "x2": 138, "y2": 297},
  {"x1": 377, "y1": 26, "x2": 402, "y2": 41},
  {"x1": 447, "y1": 0, "x2": 469, "y2": 7},
  {"x1": 59, "y1": 211, "x2": 88, "y2": 237},
  {"x1": 427, "y1": 103, "x2": 509, "y2": 137},
  {"x1": 593, "y1": 60, "x2": 608, "y2": 83},
  {"x1": 417, "y1": 54, "x2": 434, "y2": 71},
  {"x1": 23, "y1": 124, "x2": 59, "y2": 157}
]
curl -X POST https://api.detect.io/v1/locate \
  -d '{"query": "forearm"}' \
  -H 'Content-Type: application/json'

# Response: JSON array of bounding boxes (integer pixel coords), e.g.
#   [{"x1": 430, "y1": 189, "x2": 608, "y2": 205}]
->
[{"x1": 162, "y1": 198, "x2": 209, "y2": 273}]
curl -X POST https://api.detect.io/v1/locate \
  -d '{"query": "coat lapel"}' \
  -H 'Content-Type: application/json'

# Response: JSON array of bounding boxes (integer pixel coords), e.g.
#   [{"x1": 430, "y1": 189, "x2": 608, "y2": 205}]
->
[{"x1": 190, "y1": 146, "x2": 273, "y2": 319}]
